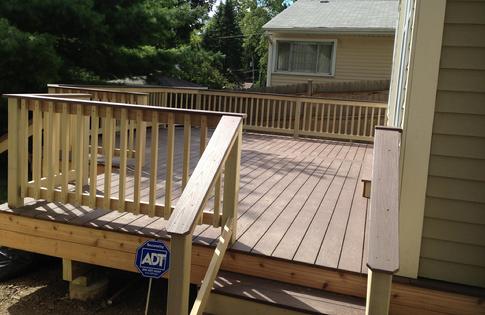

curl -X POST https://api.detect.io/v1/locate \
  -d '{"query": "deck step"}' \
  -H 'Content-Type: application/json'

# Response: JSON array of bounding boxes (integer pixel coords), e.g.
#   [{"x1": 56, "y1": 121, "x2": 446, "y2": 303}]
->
[{"x1": 208, "y1": 271, "x2": 365, "y2": 315}]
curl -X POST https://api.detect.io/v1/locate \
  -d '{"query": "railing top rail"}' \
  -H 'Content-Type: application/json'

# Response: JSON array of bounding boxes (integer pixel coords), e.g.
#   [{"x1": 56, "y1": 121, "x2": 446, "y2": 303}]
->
[
  {"x1": 367, "y1": 126, "x2": 401, "y2": 274},
  {"x1": 52, "y1": 83, "x2": 388, "y2": 107},
  {"x1": 3, "y1": 94, "x2": 246, "y2": 119},
  {"x1": 47, "y1": 84, "x2": 149, "y2": 96},
  {"x1": 167, "y1": 115, "x2": 242, "y2": 236}
]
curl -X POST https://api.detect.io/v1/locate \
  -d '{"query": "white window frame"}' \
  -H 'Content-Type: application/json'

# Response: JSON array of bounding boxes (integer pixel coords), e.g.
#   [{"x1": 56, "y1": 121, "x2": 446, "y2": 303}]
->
[{"x1": 272, "y1": 38, "x2": 337, "y2": 77}]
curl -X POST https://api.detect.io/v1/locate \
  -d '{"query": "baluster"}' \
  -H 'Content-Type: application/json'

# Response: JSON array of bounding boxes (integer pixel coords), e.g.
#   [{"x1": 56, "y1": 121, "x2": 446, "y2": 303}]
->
[
  {"x1": 357, "y1": 107, "x2": 362, "y2": 136},
  {"x1": 283, "y1": 100, "x2": 288, "y2": 130},
  {"x1": 326, "y1": 104, "x2": 331, "y2": 133},
  {"x1": 364, "y1": 107, "x2": 369, "y2": 137},
  {"x1": 182, "y1": 115, "x2": 191, "y2": 189},
  {"x1": 102, "y1": 107, "x2": 114, "y2": 209},
  {"x1": 134, "y1": 110, "x2": 147, "y2": 214},
  {"x1": 314, "y1": 104, "x2": 319, "y2": 132},
  {"x1": 271, "y1": 99, "x2": 276, "y2": 129},
  {"x1": 249, "y1": 98, "x2": 254, "y2": 126},
  {"x1": 164, "y1": 113, "x2": 175, "y2": 219},
  {"x1": 265, "y1": 99, "x2": 270, "y2": 128},
  {"x1": 89, "y1": 106, "x2": 99, "y2": 208},
  {"x1": 344, "y1": 105, "x2": 349, "y2": 135},
  {"x1": 288, "y1": 101, "x2": 294, "y2": 130},
  {"x1": 338, "y1": 105, "x2": 343, "y2": 135},
  {"x1": 200, "y1": 116, "x2": 208, "y2": 156},
  {"x1": 19, "y1": 100, "x2": 28, "y2": 198},
  {"x1": 149, "y1": 111, "x2": 159, "y2": 217},
  {"x1": 351, "y1": 106, "x2": 356, "y2": 135},
  {"x1": 75, "y1": 103, "x2": 85, "y2": 204},
  {"x1": 60, "y1": 104, "x2": 71, "y2": 203},
  {"x1": 370, "y1": 107, "x2": 375, "y2": 137},
  {"x1": 118, "y1": 109, "x2": 128, "y2": 211},
  {"x1": 255, "y1": 98, "x2": 259, "y2": 127},
  {"x1": 332, "y1": 104, "x2": 337, "y2": 134},
  {"x1": 320, "y1": 104, "x2": 325, "y2": 133},
  {"x1": 32, "y1": 101, "x2": 42, "y2": 199},
  {"x1": 213, "y1": 172, "x2": 222, "y2": 228},
  {"x1": 302, "y1": 102, "x2": 307, "y2": 131},
  {"x1": 277, "y1": 100, "x2": 281, "y2": 129}
]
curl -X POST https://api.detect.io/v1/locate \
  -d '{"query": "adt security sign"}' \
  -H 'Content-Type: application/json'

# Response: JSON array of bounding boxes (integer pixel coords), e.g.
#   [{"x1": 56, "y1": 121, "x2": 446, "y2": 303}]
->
[{"x1": 135, "y1": 240, "x2": 170, "y2": 278}]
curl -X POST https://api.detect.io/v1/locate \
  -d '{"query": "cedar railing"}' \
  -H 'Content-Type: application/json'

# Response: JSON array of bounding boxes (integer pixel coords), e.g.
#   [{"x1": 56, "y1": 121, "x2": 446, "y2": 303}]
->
[
  {"x1": 49, "y1": 84, "x2": 387, "y2": 142},
  {"x1": 365, "y1": 127, "x2": 401, "y2": 315},
  {"x1": 6, "y1": 93, "x2": 243, "y2": 315}
]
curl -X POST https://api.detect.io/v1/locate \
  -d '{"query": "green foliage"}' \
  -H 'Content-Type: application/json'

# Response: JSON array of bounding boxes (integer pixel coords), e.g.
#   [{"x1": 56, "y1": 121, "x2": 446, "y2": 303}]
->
[
  {"x1": 202, "y1": 0, "x2": 244, "y2": 82},
  {"x1": 0, "y1": 0, "x2": 222, "y2": 89}
]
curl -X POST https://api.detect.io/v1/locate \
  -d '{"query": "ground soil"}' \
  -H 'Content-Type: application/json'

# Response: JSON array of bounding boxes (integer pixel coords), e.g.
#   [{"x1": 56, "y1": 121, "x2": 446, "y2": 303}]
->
[{"x1": 0, "y1": 256, "x2": 180, "y2": 315}]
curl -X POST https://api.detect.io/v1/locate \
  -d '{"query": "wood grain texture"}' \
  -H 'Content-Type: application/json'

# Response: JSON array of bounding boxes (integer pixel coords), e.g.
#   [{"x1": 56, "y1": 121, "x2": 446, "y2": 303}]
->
[{"x1": 367, "y1": 128, "x2": 401, "y2": 273}]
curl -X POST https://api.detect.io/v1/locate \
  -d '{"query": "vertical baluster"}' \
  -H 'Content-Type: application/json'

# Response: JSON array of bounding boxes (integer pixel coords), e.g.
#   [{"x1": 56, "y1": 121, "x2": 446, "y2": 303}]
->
[
  {"x1": 332, "y1": 105, "x2": 337, "y2": 134},
  {"x1": 350, "y1": 106, "x2": 356, "y2": 136},
  {"x1": 190, "y1": 93, "x2": 195, "y2": 109},
  {"x1": 344, "y1": 105, "x2": 349, "y2": 135},
  {"x1": 277, "y1": 100, "x2": 281, "y2": 129},
  {"x1": 182, "y1": 115, "x2": 191, "y2": 189},
  {"x1": 314, "y1": 104, "x2": 319, "y2": 132},
  {"x1": 165, "y1": 113, "x2": 175, "y2": 219},
  {"x1": 213, "y1": 171, "x2": 222, "y2": 228},
  {"x1": 265, "y1": 99, "x2": 270, "y2": 128},
  {"x1": 32, "y1": 101, "x2": 42, "y2": 199},
  {"x1": 249, "y1": 98, "x2": 254, "y2": 126},
  {"x1": 149, "y1": 111, "x2": 159, "y2": 217},
  {"x1": 288, "y1": 101, "x2": 293, "y2": 129},
  {"x1": 271, "y1": 99, "x2": 276, "y2": 129},
  {"x1": 83, "y1": 111, "x2": 90, "y2": 185},
  {"x1": 338, "y1": 105, "x2": 343, "y2": 135},
  {"x1": 200, "y1": 116, "x2": 208, "y2": 156},
  {"x1": 75, "y1": 103, "x2": 85, "y2": 204},
  {"x1": 370, "y1": 107, "x2": 375, "y2": 137},
  {"x1": 19, "y1": 100, "x2": 28, "y2": 198},
  {"x1": 255, "y1": 98, "x2": 260, "y2": 127},
  {"x1": 320, "y1": 104, "x2": 325, "y2": 133},
  {"x1": 283, "y1": 100, "x2": 288, "y2": 130},
  {"x1": 118, "y1": 109, "x2": 128, "y2": 211},
  {"x1": 102, "y1": 107, "x2": 113, "y2": 209},
  {"x1": 52, "y1": 108, "x2": 60, "y2": 179},
  {"x1": 302, "y1": 102, "x2": 307, "y2": 131},
  {"x1": 364, "y1": 107, "x2": 369, "y2": 137},
  {"x1": 60, "y1": 103, "x2": 70, "y2": 203},
  {"x1": 326, "y1": 104, "x2": 331, "y2": 133},
  {"x1": 42, "y1": 109, "x2": 49, "y2": 178},
  {"x1": 357, "y1": 107, "x2": 362, "y2": 136},
  {"x1": 89, "y1": 106, "x2": 99, "y2": 208},
  {"x1": 134, "y1": 110, "x2": 147, "y2": 214}
]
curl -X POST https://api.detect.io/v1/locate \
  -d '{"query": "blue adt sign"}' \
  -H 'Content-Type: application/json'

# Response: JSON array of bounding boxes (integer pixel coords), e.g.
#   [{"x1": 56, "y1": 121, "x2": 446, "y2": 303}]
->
[{"x1": 135, "y1": 240, "x2": 170, "y2": 278}]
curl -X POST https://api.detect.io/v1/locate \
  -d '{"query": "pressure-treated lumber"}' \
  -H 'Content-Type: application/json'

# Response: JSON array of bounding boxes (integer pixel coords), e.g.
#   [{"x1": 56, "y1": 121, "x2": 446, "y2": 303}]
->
[{"x1": 167, "y1": 116, "x2": 242, "y2": 235}]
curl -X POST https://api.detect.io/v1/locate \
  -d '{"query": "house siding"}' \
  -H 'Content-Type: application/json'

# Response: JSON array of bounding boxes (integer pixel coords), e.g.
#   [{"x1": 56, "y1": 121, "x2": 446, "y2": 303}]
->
[
  {"x1": 269, "y1": 34, "x2": 394, "y2": 86},
  {"x1": 419, "y1": 0, "x2": 485, "y2": 288}
]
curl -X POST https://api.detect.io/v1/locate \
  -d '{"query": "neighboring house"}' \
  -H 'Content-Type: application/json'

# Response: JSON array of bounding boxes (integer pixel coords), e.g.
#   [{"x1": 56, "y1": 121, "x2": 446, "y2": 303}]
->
[
  {"x1": 263, "y1": 0, "x2": 398, "y2": 87},
  {"x1": 389, "y1": 0, "x2": 485, "y2": 288}
]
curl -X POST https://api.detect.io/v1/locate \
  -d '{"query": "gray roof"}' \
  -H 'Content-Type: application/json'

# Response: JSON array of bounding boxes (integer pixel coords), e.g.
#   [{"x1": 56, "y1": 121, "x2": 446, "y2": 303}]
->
[{"x1": 263, "y1": 0, "x2": 398, "y2": 34}]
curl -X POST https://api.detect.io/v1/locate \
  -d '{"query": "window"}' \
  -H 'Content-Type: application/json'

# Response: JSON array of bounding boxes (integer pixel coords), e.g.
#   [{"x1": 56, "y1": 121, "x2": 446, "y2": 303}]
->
[{"x1": 275, "y1": 41, "x2": 335, "y2": 75}]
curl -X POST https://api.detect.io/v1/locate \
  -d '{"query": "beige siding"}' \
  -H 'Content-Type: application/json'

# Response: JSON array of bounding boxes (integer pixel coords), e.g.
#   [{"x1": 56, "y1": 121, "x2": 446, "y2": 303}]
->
[
  {"x1": 269, "y1": 34, "x2": 394, "y2": 86},
  {"x1": 420, "y1": 0, "x2": 485, "y2": 288}
]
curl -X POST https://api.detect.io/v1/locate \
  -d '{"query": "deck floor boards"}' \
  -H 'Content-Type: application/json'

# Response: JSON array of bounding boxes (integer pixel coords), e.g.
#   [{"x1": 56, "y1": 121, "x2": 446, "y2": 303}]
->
[{"x1": 2, "y1": 128, "x2": 372, "y2": 274}]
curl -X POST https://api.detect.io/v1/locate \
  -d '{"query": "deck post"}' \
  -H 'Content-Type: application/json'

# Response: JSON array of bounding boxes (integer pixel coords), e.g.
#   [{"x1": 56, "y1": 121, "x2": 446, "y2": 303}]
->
[
  {"x1": 222, "y1": 125, "x2": 242, "y2": 244},
  {"x1": 167, "y1": 234, "x2": 192, "y2": 315},
  {"x1": 293, "y1": 100, "x2": 302, "y2": 138},
  {"x1": 7, "y1": 97, "x2": 24, "y2": 208},
  {"x1": 365, "y1": 269, "x2": 393, "y2": 315}
]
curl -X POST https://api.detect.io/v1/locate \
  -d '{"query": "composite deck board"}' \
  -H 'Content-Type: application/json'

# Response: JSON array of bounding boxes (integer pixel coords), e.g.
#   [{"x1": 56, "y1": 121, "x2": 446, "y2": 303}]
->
[{"x1": 4, "y1": 130, "x2": 371, "y2": 275}]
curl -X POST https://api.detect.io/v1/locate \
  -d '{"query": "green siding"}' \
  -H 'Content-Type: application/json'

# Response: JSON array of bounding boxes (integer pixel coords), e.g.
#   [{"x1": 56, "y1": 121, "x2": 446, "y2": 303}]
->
[{"x1": 420, "y1": 0, "x2": 485, "y2": 288}]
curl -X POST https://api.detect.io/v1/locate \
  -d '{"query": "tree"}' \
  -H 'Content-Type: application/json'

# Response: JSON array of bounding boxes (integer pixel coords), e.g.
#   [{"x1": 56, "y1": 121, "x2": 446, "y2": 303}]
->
[
  {"x1": 0, "y1": 0, "x2": 219, "y2": 87},
  {"x1": 202, "y1": 0, "x2": 244, "y2": 83},
  {"x1": 238, "y1": 0, "x2": 287, "y2": 86}
]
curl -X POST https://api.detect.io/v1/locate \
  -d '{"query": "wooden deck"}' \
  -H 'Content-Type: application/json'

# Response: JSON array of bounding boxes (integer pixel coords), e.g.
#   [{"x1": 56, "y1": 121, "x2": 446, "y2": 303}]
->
[{"x1": 0, "y1": 129, "x2": 371, "y2": 275}]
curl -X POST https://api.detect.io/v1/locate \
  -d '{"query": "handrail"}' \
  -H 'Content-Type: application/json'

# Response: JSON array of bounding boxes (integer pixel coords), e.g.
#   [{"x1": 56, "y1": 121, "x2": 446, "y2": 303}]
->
[
  {"x1": 167, "y1": 116, "x2": 242, "y2": 235},
  {"x1": 51, "y1": 84, "x2": 387, "y2": 142},
  {"x1": 365, "y1": 126, "x2": 401, "y2": 315}
]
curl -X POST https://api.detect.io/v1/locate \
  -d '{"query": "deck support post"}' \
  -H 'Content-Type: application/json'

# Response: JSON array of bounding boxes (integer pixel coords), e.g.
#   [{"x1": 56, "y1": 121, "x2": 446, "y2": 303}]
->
[
  {"x1": 222, "y1": 126, "x2": 242, "y2": 245},
  {"x1": 167, "y1": 234, "x2": 192, "y2": 315},
  {"x1": 7, "y1": 97, "x2": 24, "y2": 208},
  {"x1": 365, "y1": 268, "x2": 393, "y2": 315}
]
